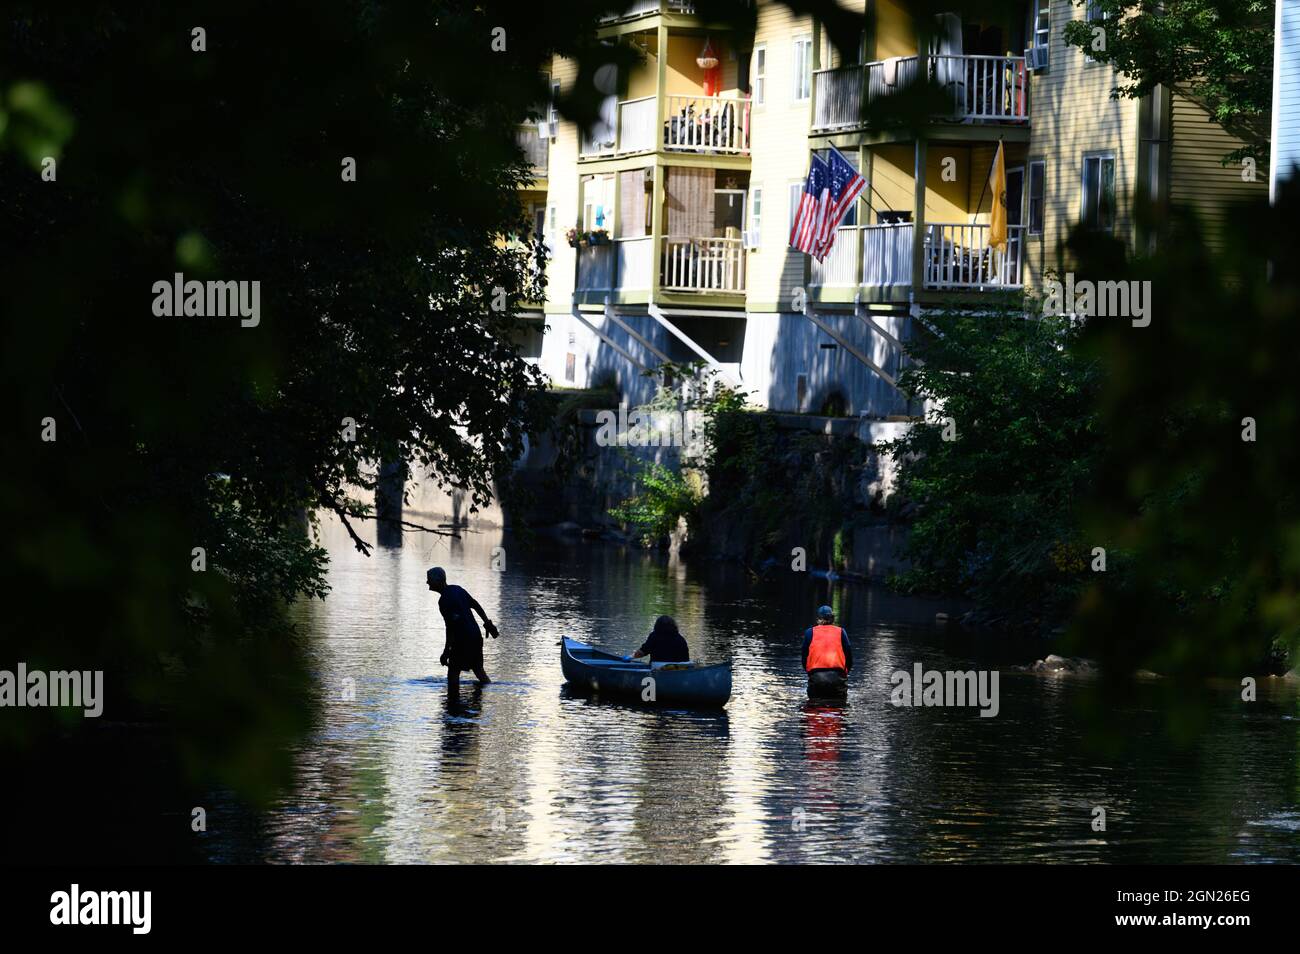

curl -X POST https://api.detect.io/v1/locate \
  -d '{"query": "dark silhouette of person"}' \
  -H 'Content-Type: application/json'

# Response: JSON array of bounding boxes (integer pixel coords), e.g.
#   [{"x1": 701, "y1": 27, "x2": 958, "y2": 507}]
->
[
  {"x1": 631, "y1": 615, "x2": 690, "y2": 663},
  {"x1": 427, "y1": 566, "x2": 499, "y2": 692}
]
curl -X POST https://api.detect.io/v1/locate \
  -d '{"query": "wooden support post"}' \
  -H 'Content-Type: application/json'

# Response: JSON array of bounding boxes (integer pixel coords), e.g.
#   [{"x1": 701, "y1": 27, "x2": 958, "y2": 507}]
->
[
  {"x1": 650, "y1": 24, "x2": 668, "y2": 303},
  {"x1": 911, "y1": 136, "x2": 928, "y2": 296}
]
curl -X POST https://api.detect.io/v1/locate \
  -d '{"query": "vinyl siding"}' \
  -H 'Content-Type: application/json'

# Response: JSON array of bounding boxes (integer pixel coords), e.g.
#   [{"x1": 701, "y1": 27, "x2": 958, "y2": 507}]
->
[
  {"x1": 1273, "y1": 0, "x2": 1300, "y2": 199},
  {"x1": 1169, "y1": 90, "x2": 1267, "y2": 249},
  {"x1": 746, "y1": 1, "x2": 816, "y2": 310},
  {"x1": 1023, "y1": 0, "x2": 1140, "y2": 286},
  {"x1": 544, "y1": 55, "x2": 580, "y2": 314}
]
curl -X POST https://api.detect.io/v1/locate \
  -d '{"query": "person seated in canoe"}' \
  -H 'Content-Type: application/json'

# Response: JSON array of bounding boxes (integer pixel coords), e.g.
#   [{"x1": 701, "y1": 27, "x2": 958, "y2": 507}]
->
[
  {"x1": 427, "y1": 566, "x2": 499, "y2": 689},
  {"x1": 630, "y1": 615, "x2": 690, "y2": 664},
  {"x1": 802, "y1": 605, "x2": 852, "y2": 699}
]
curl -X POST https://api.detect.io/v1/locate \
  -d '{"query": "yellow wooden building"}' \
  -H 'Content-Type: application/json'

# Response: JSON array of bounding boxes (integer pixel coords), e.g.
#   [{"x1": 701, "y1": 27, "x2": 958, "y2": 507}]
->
[{"x1": 515, "y1": 1, "x2": 1263, "y2": 416}]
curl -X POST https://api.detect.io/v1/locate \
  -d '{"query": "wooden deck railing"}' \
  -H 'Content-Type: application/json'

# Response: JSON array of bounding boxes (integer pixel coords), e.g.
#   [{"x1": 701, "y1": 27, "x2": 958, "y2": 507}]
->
[
  {"x1": 810, "y1": 223, "x2": 915, "y2": 288},
  {"x1": 924, "y1": 223, "x2": 1024, "y2": 289},
  {"x1": 661, "y1": 236, "x2": 746, "y2": 293},
  {"x1": 599, "y1": 0, "x2": 695, "y2": 22},
  {"x1": 582, "y1": 94, "x2": 751, "y2": 157},
  {"x1": 812, "y1": 54, "x2": 1028, "y2": 130},
  {"x1": 663, "y1": 94, "x2": 750, "y2": 154}
]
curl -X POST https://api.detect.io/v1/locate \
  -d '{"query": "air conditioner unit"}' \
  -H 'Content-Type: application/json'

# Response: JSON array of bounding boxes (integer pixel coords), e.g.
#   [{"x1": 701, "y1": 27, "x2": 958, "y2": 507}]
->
[
  {"x1": 1025, "y1": 45, "x2": 1049, "y2": 72},
  {"x1": 742, "y1": 229, "x2": 760, "y2": 249}
]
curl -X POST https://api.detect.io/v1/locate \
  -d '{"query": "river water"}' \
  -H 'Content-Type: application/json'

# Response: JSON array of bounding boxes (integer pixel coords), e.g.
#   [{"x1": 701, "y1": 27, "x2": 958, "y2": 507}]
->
[{"x1": 233, "y1": 516, "x2": 1300, "y2": 864}]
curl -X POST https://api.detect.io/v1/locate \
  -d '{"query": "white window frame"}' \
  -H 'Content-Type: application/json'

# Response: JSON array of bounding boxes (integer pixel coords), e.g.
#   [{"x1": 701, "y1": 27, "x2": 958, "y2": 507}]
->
[
  {"x1": 1027, "y1": 0, "x2": 1050, "y2": 70},
  {"x1": 714, "y1": 188, "x2": 747, "y2": 238},
  {"x1": 750, "y1": 186, "x2": 763, "y2": 236},
  {"x1": 1033, "y1": 0, "x2": 1051, "y2": 48},
  {"x1": 792, "y1": 35, "x2": 812, "y2": 102},
  {"x1": 753, "y1": 44, "x2": 767, "y2": 106},
  {"x1": 788, "y1": 180, "x2": 805, "y2": 238},
  {"x1": 1080, "y1": 152, "x2": 1117, "y2": 233},
  {"x1": 1027, "y1": 159, "x2": 1045, "y2": 236}
]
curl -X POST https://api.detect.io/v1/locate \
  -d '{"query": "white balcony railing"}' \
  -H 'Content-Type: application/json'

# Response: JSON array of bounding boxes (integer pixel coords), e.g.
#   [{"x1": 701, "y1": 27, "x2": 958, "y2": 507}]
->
[
  {"x1": 863, "y1": 223, "x2": 914, "y2": 286},
  {"x1": 618, "y1": 97, "x2": 657, "y2": 153},
  {"x1": 663, "y1": 95, "x2": 751, "y2": 154},
  {"x1": 810, "y1": 223, "x2": 915, "y2": 288},
  {"x1": 661, "y1": 236, "x2": 746, "y2": 293},
  {"x1": 812, "y1": 54, "x2": 1028, "y2": 130},
  {"x1": 924, "y1": 223, "x2": 1024, "y2": 289},
  {"x1": 600, "y1": 1, "x2": 696, "y2": 22},
  {"x1": 810, "y1": 226, "x2": 861, "y2": 286},
  {"x1": 580, "y1": 96, "x2": 655, "y2": 156},
  {"x1": 582, "y1": 94, "x2": 751, "y2": 156},
  {"x1": 616, "y1": 235, "x2": 654, "y2": 290}
]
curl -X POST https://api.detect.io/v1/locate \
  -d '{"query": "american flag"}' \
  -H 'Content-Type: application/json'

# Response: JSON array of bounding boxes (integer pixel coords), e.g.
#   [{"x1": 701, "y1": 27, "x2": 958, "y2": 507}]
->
[
  {"x1": 789, "y1": 153, "x2": 831, "y2": 256},
  {"x1": 813, "y1": 146, "x2": 867, "y2": 258}
]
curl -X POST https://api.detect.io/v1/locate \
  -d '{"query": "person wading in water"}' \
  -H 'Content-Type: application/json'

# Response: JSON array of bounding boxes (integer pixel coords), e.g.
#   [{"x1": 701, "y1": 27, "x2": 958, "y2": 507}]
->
[
  {"x1": 802, "y1": 605, "x2": 852, "y2": 699},
  {"x1": 427, "y1": 566, "x2": 499, "y2": 690}
]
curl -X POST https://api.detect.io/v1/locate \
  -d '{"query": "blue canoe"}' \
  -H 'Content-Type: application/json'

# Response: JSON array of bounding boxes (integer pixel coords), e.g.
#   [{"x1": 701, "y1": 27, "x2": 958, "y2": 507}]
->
[{"x1": 560, "y1": 637, "x2": 732, "y2": 708}]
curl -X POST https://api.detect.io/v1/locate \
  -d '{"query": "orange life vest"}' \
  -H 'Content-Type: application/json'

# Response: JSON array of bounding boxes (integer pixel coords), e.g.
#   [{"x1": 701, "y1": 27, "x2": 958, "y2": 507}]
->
[{"x1": 806, "y1": 624, "x2": 846, "y2": 672}]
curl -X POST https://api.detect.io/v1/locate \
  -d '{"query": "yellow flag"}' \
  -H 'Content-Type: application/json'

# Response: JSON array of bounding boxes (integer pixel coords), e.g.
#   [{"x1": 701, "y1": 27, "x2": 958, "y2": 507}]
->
[{"x1": 989, "y1": 140, "x2": 1007, "y2": 251}]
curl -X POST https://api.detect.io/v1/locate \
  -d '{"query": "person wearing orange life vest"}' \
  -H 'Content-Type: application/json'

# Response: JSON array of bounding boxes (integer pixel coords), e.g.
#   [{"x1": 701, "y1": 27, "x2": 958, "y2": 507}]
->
[{"x1": 802, "y1": 605, "x2": 852, "y2": 699}]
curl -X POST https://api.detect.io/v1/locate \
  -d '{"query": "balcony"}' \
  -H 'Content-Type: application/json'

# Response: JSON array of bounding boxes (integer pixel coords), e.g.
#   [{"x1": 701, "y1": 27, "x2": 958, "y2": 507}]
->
[
  {"x1": 599, "y1": 1, "x2": 696, "y2": 23},
  {"x1": 812, "y1": 54, "x2": 1028, "y2": 132},
  {"x1": 810, "y1": 222, "x2": 1024, "y2": 293},
  {"x1": 581, "y1": 94, "x2": 751, "y2": 158},
  {"x1": 811, "y1": 224, "x2": 914, "y2": 290},
  {"x1": 660, "y1": 236, "x2": 745, "y2": 293},
  {"x1": 924, "y1": 223, "x2": 1024, "y2": 290},
  {"x1": 574, "y1": 235, "x2": 745, "y2": 297}
]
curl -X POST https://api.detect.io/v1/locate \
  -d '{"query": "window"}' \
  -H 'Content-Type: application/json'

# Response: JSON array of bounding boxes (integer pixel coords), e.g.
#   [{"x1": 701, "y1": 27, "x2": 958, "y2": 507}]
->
[
  {"x1": 753, "y1": 44, "x2": 767, "y2": 105},
  {"x1": 1082, "y1": 154, "x2": 1116, "y2": 231},
  {"x1": 1033, "y1": 0, "x2": 1050, "y2": 48},
  {"x1": 1027, "y1": 0, "x2": 1050, "y2": 69},
  {"x1": 792, "y1": 36, "x2": 812, "y2": 102},
  {"x1": 750, "y1": 186, "x2": 763, "y2": 236},
  {"x1": 583, "y1": 175, "x2": 614, "y2": 231},
  {"x1": 789, "y1": 181, "x2": 804, "y2": 237},
  {"x1": 714, "y1": 189, "x2": 746, "y2": 237},
  {"x1": 1028, "y1": 160, "x2": 1045, "y2": 235}
]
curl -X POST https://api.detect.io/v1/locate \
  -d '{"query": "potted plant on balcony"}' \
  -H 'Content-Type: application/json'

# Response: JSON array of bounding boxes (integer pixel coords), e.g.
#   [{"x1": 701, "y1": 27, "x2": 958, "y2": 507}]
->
[
  {"x1": 588, "y1": 228, "x2": 611, "y2": 246},
  {"x1": 566, "y1": 227, "x2": 583, "y2": 248}
]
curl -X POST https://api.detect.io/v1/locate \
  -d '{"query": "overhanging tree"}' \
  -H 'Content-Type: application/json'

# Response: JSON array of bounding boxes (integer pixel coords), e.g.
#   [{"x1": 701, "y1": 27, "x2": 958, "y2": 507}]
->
[{"x1": 1062, "y1": 0, "x2": 1274, "y2": 163}]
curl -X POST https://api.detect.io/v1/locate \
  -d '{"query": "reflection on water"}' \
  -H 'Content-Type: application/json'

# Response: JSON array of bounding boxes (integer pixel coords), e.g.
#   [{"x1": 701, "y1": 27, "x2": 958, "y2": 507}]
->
[{"x1": 228, "y1": 516, "x2": 1300, "y2": 864}]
